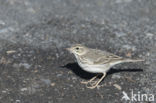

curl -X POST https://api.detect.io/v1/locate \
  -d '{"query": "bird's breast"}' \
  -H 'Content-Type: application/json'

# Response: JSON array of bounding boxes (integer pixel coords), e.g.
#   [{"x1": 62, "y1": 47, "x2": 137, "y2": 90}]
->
[
  {"x1": 75, "y1": 55, "x2": 110, "y2": 73},
  {"x1": 78, "y1": 62, "x2": 110, "y2": 73}
]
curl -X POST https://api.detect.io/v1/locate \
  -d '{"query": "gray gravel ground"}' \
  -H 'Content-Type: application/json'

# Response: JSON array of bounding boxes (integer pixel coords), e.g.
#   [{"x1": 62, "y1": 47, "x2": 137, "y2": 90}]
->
[{"x1": 0, "y1": 0, "x2": 156, "y2": 103}]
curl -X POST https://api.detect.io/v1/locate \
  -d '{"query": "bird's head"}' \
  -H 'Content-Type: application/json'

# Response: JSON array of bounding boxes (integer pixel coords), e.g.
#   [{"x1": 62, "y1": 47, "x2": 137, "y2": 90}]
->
[{"x1": 66, "y1": 44, "x2": 88, "y2": 55}]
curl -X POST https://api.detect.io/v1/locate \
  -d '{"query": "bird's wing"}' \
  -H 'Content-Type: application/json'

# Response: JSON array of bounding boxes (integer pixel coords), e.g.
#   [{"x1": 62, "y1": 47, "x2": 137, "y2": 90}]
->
[
  {"x1": 84, "y1": 49, "x2": 123, "y2": 65},
  {"x1": 93, "y1": 54, "x2": 123, "y2": 64}
]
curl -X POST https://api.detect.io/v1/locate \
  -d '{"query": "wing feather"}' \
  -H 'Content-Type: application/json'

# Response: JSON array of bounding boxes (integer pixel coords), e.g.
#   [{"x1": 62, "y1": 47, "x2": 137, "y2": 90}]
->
[{"x1": 83, "y1": 49, "x2": 123, "y2": 65}]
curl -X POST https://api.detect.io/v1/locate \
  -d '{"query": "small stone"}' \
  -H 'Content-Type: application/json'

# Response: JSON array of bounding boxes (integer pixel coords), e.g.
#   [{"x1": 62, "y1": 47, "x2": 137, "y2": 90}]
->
[
  {"x1": 146, "y1": 33, "x2": 154, "y2": 39},
  {"x1": 71, "y1": 77, "x2": 77, "y2": 80},
  {"x1": 113, "y1": 84, "x2": 122, "y2": 90},
  {"x1": 112, "y1": 74, "x2": 121, "y2": 79},
  {"x1": 115, "y1": 32, "x2": 126, "y2": 37},
  {"x1": 15, "y1": 100, "x2": 21, "y2": 103},
  {"x1": 0, "y1": 20, "x2": 5, "y2": 25},
  {"x1": 6, "y1": 50, "x2": 16, "y2": 54},
  {"x1": 146, "y1": 52, "x2": 150, "y2": 56},
  {"x1": 51, "y1": 83, "x2": 56, "y2": 87},
  {"x1": 2, "y1": 90, "x2": 7, "y2": 93},
  {"x1": 21, "y1": 88, "x2": 28, "y2": 91},
  {"x1": 19, "y1": 63, "x2": 31, "y2": 69},
  {"x1": 57, "y1": 74, "x2": 62, "y2": 77}
]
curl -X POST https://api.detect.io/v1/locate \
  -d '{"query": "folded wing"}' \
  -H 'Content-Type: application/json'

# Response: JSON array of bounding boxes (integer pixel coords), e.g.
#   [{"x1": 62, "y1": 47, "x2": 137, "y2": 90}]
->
[{"x1": 83, "y1": 49, "x2": 123, "y2": 65}]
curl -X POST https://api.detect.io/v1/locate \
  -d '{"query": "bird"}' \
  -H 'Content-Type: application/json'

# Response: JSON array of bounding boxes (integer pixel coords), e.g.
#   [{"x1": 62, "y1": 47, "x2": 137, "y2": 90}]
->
[{"x1": 66, "y1": 44, "x2": 144, "y2": 89}]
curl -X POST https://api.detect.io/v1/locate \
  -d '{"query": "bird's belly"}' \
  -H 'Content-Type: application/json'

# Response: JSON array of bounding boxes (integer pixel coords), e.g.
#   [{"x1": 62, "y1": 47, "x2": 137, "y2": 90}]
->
[{"x1": 79, "y1": 63, "x2": 110, "y2": 73}]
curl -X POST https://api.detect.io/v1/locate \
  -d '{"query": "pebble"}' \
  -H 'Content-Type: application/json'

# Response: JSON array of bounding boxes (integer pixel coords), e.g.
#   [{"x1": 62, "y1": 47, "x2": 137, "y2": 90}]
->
[
  {"x1": 6, "y1": 50, "x2": 16, "y2": 54},
  {"x1": 113, "y1": 84, "x2": 122, "y2": 90},
  {"x1": 57, "y1": 74, "x2": 63, "y2": 77},
  {"x1": 51, "y1": 83, "x2": 56, "y2": 87},
  {"x1": 15, "y1": 100, "x2": 21, "y2": 103},
  {"x1": 112, "y1": 74, "x2": 121, "y2": 79},
  {"x1": 19, "y1": 63, "x2": 31, "y2": 69},
  {"x1": 2, "y1": 90, "x2": 7, "y2": 93},
  {"x1": 21, "y1": 88, "x2": 28, "y2": 91},
  {"x1": 146, "y1": 33, "x2": 154, "y2": 39}
]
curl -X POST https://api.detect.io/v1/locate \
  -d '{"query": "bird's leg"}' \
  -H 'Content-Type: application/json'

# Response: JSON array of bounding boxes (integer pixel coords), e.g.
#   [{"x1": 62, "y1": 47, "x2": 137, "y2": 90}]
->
[
  {"x1": 86, "y1": 72, "x2": 106, "y2": 89},
  {"x1": 81, "y1": 74, "x2": 99, "y2": 84}
]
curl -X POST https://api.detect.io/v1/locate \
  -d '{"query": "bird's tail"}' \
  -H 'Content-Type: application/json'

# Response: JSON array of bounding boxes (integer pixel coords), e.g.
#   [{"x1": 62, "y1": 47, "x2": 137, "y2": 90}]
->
[{"x1": 122, "y1": 59, "x2": 144, "y2": 63}]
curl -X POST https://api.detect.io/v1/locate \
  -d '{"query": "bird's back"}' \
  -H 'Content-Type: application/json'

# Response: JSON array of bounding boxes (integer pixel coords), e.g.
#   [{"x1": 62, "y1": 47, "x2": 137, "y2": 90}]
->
[{"x1": 81, "y1": 48, "x2": 123, "y2": 64}]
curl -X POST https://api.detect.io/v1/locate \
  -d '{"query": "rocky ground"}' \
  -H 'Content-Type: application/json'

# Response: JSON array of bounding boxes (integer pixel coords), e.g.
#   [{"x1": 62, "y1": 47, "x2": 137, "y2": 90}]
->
[{"x1": 0, "y1": 0, "x2": 155, "y2": 103}]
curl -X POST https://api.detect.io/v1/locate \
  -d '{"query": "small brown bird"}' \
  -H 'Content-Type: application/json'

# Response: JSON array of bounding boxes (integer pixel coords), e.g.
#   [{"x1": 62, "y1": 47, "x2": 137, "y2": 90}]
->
[{"x1": 66, "y1": 44, "x2": 144, "y2": 89}]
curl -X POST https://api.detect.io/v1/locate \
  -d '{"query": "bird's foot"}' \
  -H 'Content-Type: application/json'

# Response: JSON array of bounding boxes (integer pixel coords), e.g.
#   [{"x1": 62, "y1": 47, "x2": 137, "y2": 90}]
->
[
  {"x1": 81, "y1": 80, "x2": 96, "y2": 84},
  {"x1": 85, "y1": 73, "x2": 106, "y2": 89},
  {"x1": 81, "y1": 75, "x2": 98, "y2": 84},
  {"x1": 86, "y1": 83, "x2": 99, "y2": 89}
]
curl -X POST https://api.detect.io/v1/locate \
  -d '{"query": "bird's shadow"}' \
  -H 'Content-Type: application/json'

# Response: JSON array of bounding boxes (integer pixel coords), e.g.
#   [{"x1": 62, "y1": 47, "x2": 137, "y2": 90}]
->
[{"x1": 62, "y1": 62, "x2": 143, "y2": 80}]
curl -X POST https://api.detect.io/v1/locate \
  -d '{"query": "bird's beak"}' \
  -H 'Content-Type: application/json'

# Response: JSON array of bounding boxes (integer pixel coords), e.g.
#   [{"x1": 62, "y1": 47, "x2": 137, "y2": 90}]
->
[{"x1": 66, "y1": 48, "x2": 71, "y2": 51}]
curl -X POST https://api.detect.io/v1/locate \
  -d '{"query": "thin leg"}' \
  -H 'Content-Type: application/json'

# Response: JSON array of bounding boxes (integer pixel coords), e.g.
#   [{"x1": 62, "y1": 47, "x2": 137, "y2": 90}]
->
[
  {"x1": 81, "y1": 74, "x2": 99, "y2": 84},
  {"x1": 86, "y1": 72, "x2": 106, "y2": 89}
]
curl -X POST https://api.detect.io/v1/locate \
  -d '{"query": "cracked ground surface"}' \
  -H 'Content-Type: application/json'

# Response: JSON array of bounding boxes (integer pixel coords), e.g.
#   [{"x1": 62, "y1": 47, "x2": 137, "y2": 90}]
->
[{"x1": 0, "y1": 0, "x2": 156, "y2": 103}]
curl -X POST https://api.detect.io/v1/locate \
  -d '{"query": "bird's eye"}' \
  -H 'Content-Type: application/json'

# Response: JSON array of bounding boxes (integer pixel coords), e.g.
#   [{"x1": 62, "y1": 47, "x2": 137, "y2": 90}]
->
[{"x1": 75, "y1": 47, "x2": 79, "y2": 50}]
